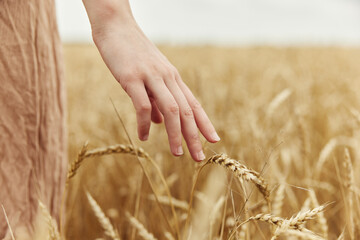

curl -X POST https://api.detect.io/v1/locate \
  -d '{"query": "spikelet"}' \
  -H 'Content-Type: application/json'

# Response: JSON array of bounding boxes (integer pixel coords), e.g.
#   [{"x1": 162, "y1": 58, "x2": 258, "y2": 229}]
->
[
  {"x1": 86, "y1": 192, "x2": 121, "y2": 240},
  {"x1": 125, "y1": 212, "x2": 157, "y2": 240},
  {"x1": 248, "y1": 213, "x2": 284, "y2": 227},
  {"x1": 280, "y1": 204, "x2": 328, "y2": 231},
  {"x1": 207, "y1": 154, "x2": 270, "y2": 201}
]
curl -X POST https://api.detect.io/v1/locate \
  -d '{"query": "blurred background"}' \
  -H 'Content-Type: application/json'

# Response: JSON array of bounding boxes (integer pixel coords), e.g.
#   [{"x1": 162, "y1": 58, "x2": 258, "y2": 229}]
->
[
  {"x1": 56, "y1": 0, "x2": 360, "y2": 45},
  {"x1": 56, "y1": 1, "x2": 360, "y2": 239}
]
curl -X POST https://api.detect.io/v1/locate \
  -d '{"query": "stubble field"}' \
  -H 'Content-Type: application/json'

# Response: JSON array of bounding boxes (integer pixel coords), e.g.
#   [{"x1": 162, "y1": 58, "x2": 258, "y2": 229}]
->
[{"x1": 62, "y1": 44, "x2": 360, "y2": 240}]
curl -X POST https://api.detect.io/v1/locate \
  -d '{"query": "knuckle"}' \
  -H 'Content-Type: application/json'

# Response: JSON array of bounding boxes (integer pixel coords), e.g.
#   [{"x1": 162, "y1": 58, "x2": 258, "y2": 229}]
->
[
  {"x1": 183, "y1": 107, "x2": 194, "y2": 119},
  {"x1": 167, "y1": 103, "x2": 180, "y2": 115},
  {"x1": 191, "y1": 100, "x2": 202, "y2": 111},
  {"x1": 137, "y1": 103, "x2": 151, "y2": 113},
  {"x1": 189, "y1": 133, "x2": 200, "y2": 143},
  {"x1": 162, "y1": 66, "x2": 176, "y2": 79}
]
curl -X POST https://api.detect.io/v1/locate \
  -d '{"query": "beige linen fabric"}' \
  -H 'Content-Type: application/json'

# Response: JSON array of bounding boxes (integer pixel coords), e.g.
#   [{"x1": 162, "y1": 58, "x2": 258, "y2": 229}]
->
[{"x1": 0, "y1": 0, "x2": 67, "y2": 239}]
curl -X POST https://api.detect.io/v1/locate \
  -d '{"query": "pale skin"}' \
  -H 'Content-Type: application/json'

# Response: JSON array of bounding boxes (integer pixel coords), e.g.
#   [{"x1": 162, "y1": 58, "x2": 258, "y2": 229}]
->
[{"x1": 82, "y1": 0, "x2": 220, "y2": 161}]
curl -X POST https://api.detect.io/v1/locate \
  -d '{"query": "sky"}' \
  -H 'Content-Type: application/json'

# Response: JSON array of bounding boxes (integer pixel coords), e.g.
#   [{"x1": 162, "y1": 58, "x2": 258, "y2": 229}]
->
[{"x1": 55, "y1": 0, "x2": 360, "y2": 46}]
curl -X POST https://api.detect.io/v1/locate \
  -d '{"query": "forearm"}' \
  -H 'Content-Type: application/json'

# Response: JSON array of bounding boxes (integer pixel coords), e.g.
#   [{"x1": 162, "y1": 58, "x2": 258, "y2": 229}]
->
[{"x1": 82, "y1": 0, "x2": 135, "y2": 39}]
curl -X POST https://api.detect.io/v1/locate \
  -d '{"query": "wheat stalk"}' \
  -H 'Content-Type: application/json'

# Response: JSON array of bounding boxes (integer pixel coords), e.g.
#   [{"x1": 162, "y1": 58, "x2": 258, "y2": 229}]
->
[
  {"x1": 207, "y1": 154, "x2": 270, "y2": 201},
  {"x1": 344, "y1": 148, "x2": 355, "y2": 240},
  {"x1": 86, "y1": 192, "x2": 121, "y2": 240},
  {"x1": 125, "y1": 212, "x2": 157, "y2": 240}
]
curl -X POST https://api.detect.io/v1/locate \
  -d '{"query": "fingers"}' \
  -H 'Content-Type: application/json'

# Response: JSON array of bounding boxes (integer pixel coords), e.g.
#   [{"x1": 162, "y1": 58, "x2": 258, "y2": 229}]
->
[
  {"x1": 146, "y1": 79, "x2": 184, "y2": 157},
  {"x1": 176, "y1": 75, "x2": 220, "y2": 143},
  {"x1": 164, "y1": 78, "x2": 205, "y2": 162},
  {"x1": 149, "y1": 97, "x2": 163, "y2": 124},
  {"x1": 126, "y1": 83, "x2": 152, "y2": 141}
]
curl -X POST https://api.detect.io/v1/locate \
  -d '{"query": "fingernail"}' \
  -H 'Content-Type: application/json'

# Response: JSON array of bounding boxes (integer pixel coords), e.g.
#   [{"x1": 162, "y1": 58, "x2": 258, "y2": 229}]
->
[
  {"x1": 197, "y1": 151, "x2": 206, "y2": 161},
  {"x1": 142, "y1": 134, "x2": 149, "y2": 141},
  {"x1": 176, "y1": 146, "x2": 183, "y2": 156},
  {"x1": 211, "y1": 132, "x2": 220, "y2": 142}
]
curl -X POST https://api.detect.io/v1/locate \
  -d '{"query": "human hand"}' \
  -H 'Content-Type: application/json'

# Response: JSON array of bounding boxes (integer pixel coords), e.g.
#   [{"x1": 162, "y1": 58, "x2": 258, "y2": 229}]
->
[{"x1": 83, "y1": 0, "x2": 220, "y2": 161}]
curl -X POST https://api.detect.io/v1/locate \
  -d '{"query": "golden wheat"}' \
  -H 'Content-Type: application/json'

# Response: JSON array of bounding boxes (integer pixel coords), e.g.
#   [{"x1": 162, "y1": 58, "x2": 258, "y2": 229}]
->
[
  {"x1": 125, "y1": 212, "x2": 157, "y2": 240},
  {"x1": 207, "y1": 153, "x2": 270, "y2": 201},
  {"x1": 86, "y1": 192, "x2": 121, "y2": 240}
]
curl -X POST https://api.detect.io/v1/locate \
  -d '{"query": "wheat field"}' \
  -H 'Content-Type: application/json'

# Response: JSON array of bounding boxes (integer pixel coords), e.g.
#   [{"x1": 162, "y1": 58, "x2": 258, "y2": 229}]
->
[{"x1": 61, "y1": 44, "x2": 360, "y2": 240}]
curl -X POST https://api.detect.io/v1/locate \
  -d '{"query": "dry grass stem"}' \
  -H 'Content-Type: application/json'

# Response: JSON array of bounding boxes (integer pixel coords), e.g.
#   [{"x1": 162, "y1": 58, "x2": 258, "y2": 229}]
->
[
  {"x1": 1, "y1": 205, "x2": 15, "y2": 240},
  {"x1": 344, "y1": 148, "x2": 355, "y2": 239}
]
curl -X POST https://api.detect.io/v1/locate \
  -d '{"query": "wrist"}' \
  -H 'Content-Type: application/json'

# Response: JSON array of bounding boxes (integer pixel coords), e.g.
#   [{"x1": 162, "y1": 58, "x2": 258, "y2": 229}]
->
[{"x1": 83, "y1": 0, "x2": 135, "y2": 41}]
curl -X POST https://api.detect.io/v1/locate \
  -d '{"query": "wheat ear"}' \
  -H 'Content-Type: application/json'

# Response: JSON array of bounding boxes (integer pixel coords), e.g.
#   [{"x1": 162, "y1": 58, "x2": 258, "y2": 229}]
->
[
  {"x1": 67, "y1": 143, "x2": 150, "y2": 180},
  {"x1": 207, "y1": 154, "x2": 270, "y2": 201},
  {"x1": 272, "y1": 183, "x2": 285, "y2": 216},
  {"x1": 86, "y1": 192, "x2": 121, "y2": 240},
  {"x1": 38, "y1": 201, "x2": 61, "y2": 240},
  {"x1": 308, "y1": 189, "x2": 328, "y2": 239},
  {"x1": 125, "y1": 212, "x2": 157, "y2": 240}
]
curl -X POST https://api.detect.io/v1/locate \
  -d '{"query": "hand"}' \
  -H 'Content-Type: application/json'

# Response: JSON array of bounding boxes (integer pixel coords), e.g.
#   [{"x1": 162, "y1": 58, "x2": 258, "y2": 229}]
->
[{"x1": 84, "y1": 0, "x2": 220, "y2": 161}]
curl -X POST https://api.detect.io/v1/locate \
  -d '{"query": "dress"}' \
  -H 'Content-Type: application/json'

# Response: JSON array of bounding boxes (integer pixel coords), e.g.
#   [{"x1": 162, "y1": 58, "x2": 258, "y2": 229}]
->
[{"x1": 0, "y1": 0, "x2": 67, "y2": 239}]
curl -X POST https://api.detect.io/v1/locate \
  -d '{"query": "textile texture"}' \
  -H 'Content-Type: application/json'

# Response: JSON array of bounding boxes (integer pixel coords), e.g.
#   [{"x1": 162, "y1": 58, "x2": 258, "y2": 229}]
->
[{"x1": 0, "y1": 0, "x2": 67, "y2": 239}]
